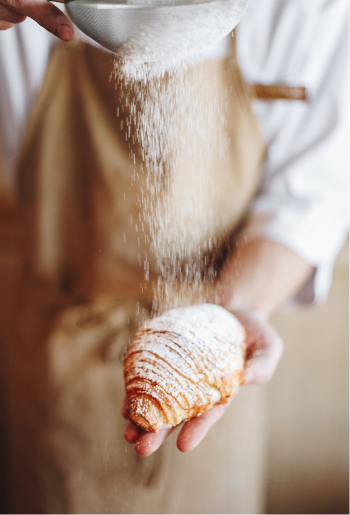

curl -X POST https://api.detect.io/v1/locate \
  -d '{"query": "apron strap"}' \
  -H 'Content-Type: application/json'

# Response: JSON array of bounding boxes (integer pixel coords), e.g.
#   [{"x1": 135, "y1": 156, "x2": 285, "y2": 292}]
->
[
  {"x1": 230, "y1": 30, "x2": 307, "y2": 102},
  {"x1": 247, "y1": 84, "x2": 307, "y2": 101}
]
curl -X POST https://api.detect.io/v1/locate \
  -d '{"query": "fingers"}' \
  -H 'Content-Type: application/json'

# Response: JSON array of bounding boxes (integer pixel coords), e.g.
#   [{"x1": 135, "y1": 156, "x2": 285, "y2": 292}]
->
[
  {"x1": 244, "y1": 323, "x2": 283, "y2": 385},
  {"x1": 0, "y1": 20, "x2": 14, "y2": 28},
  {"x1": 177, "y1": 403, "x2": 227, "y2": 452},
  {"x1": 0, "y1": 3, "x2": 26, "y2": 24},
  {"x1": 0, "y1": 0, "x2": 74, "y2": 41},
  {"x1": 124, "y1": 421, "x2": 142, "y2": 444},
  {"x1": 54, "y1": 22, "x2": 74, "y2": 42},
  {"x1": 122, "y1": 394, "x2": 176, "y2": 456},
  {"x1": 124, "y1": 403, "x2": 230, "y2": 455},
  {"x1": 124, "y1": 407, "x2": 228, "y2": 456},
  {"x1": 229, "y1": 310, "x2": 283, "y2": 385},
  {"x1": 134, "y1": 427, "x2": 175, "y2": 456}
]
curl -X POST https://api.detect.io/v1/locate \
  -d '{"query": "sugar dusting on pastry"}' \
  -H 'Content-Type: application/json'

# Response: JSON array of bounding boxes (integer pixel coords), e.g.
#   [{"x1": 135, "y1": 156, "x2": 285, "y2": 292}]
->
[{"x1": 124, "y1": 303, "x2": 246, "y2": 432}]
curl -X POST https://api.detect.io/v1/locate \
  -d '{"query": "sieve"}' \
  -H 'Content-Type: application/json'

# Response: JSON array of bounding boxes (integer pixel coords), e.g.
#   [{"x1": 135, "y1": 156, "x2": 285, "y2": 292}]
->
[{"x1": 64, "y1": 0, "x2": 248, "y2": 63}]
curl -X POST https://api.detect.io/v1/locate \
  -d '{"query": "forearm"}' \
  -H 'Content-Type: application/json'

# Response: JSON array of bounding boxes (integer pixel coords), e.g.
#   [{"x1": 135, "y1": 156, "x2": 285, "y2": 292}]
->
[{"x1": 213, "y1": 237, "x2": 313, "y2": 322}]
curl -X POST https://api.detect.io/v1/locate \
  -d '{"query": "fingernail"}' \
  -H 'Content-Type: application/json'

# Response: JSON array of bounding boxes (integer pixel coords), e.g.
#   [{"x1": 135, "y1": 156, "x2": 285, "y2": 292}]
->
[{"x1": 55, "y1": 25, "x2": 74, "y2": 42}]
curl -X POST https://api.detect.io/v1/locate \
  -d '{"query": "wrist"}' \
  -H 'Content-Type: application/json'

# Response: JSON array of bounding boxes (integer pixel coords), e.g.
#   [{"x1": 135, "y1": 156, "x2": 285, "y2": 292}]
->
[
  {"x1": 211, "y1": 289, "x2": 272, "y2": 323},
  {"x1": 210, "y1": 238, "x2": 313, "y2": 323}
]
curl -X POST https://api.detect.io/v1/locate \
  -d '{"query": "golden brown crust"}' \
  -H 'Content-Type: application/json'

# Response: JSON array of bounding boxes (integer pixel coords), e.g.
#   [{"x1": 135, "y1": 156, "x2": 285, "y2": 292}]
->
[{"x1": 124, "y1": 304, "x2": 246, "y2": 432}]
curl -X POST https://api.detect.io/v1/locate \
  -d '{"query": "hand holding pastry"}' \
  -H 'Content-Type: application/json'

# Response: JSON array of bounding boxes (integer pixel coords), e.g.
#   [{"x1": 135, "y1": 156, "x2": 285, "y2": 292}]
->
[
  {"x1": 122, "y1": 237, "x2": 314, "y2": 455},
  {"x1": 123, "y1": 305, "x2": 283, "y2": 456},
  {"x1": 124, "y1": 304, "x2": 246, "y2": 432}
]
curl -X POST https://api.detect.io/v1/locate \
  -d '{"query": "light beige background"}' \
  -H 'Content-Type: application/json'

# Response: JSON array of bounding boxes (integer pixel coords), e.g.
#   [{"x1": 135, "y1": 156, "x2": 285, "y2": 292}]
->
[{"x1": 266, "y1": 240, "x2": 349, "y2": 514}]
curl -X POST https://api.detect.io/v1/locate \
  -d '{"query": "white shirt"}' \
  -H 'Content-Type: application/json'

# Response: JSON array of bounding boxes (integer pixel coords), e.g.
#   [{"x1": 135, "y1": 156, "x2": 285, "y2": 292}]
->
[
  {"x1": 0, "y1": 0, "x2": 348, "y2": 304},
  {"x1": 238, "y1": 0, "x2": 349, "y2": 303}
]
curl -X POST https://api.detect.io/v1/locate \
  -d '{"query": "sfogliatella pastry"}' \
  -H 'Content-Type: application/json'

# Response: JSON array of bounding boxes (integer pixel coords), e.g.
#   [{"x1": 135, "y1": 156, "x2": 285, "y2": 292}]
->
[{"x1": 123, "y1": 303, "x2": 246, "y2": 432}]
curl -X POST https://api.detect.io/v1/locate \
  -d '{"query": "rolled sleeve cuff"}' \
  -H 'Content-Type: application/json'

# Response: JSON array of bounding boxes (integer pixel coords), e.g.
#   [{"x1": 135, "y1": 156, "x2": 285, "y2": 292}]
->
[{"x1": 243, "y1": 199, "x2": 349, "y2": 304}]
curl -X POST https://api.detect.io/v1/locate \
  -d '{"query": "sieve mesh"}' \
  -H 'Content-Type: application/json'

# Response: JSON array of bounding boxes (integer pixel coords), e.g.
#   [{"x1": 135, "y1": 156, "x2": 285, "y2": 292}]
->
[{"x1": 66, "y1": 0, "x2": 247, "y2": 63}]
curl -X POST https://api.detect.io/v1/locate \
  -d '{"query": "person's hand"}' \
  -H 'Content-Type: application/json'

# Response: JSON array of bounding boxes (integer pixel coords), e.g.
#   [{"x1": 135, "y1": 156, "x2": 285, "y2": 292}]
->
[
  {"x1": 0, "y1": 0, "x2": 74, "y2": 41},
  {"x1": 122, "y1": 309, "x2": 283, "y2": 456}
]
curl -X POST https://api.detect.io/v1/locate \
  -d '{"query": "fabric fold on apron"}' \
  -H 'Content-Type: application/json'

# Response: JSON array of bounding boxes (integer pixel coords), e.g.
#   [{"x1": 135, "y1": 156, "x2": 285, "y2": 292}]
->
[{"x1": 0, "y1": 36, "x2": 267, "y2": 514}]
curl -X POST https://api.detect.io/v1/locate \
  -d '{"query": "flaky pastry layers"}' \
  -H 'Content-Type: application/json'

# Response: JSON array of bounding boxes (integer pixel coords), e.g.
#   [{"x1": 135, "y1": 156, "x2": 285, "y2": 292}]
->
[{"x1": 124, "y1": 303, "x2": 246, "y2": 432}]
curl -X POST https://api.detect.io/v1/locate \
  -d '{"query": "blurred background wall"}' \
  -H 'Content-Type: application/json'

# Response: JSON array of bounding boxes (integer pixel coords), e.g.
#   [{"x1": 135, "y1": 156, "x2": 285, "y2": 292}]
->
[{"x1": 266, "y1": 240, "x2": 349, "y2": 514}]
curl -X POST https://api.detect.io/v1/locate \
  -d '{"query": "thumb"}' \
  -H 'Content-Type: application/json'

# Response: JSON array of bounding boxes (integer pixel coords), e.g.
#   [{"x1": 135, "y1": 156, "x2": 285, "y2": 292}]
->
[
  {"x1": 4, "y1": 0, "x2": 74, "y2": 40},
  {"x1": 244, "y1": 323, "x2": 283, "y2": 384}
]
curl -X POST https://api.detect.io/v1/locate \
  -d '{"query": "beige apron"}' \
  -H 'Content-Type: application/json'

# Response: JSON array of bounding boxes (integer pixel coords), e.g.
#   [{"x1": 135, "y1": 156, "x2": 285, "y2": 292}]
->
[{"x1": 0, "y1": 39, "x2": 269, "y2": 513}]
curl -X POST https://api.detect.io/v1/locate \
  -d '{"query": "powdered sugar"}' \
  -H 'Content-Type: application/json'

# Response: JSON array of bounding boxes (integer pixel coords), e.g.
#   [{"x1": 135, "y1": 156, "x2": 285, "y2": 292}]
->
[
  {"x1": 68, "y1": 0, "x2": 247, "y2": 65},
  {"x1": 124, "y1": 304, "x2": 245, "y2": 431},
  {"x1": 112, "y1": 52, "x2": 235, "y2": 313}
]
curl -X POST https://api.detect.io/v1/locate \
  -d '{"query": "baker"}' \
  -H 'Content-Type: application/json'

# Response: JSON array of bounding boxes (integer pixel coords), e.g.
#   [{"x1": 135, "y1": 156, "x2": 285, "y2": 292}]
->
[{"x1": 0, "y1": 0, "x2": 348, "y2": 513}]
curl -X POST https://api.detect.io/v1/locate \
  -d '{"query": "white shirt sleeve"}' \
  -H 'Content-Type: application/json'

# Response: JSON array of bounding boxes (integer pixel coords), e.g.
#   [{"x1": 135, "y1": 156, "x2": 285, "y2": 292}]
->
[
  {"x1": 0, "y1": 19, "x2": 56, "y2": 183},
  {"x1": 237, "y1": 0, "x2": 349, "y2": 303}
]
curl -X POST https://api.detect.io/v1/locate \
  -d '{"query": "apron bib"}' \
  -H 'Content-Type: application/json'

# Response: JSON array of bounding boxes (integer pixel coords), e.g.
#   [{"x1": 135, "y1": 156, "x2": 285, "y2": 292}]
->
[{"x1": 1, "y1": 38, "x2": 267, "y2": 513}]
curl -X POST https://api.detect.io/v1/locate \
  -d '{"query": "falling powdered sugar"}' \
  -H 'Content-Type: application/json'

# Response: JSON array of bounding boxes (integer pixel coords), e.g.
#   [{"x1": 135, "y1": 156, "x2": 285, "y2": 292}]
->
[{"x1": 112, "y1": 43, "x2": 237, "y2": 314}]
